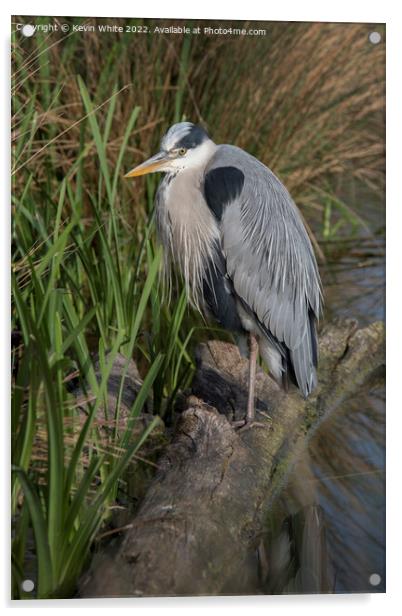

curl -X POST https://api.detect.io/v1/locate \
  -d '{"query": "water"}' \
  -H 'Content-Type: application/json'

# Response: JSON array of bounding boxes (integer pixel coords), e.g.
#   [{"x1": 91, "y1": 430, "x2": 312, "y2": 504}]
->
[
  {"x1": 294, "y1": 181, "x2": 386, "y2": 597},
  {"x1": 264, "y1": 179, "x2": 386, "y2": 595},
  {"x1": 309, "y1": 232, "x2": 385, "y2": 593}
]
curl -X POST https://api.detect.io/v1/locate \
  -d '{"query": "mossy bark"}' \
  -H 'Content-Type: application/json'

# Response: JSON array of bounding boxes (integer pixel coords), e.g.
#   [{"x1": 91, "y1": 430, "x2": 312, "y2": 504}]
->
[{"x1": 79, "y1": 318, "x2": 385, "y2": 598}]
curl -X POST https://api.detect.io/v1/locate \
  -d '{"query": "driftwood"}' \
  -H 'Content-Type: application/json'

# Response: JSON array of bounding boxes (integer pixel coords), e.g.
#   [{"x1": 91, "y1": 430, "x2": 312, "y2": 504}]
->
[{"x1": 79, "y1": 318, "x2": 385, "y2": 597}]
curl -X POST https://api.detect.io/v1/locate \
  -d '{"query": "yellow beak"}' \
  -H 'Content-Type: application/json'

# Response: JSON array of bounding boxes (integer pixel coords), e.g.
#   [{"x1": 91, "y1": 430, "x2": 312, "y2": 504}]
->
[{"x1": 124, "y1": 151, "x2": 168, "y2": 178}]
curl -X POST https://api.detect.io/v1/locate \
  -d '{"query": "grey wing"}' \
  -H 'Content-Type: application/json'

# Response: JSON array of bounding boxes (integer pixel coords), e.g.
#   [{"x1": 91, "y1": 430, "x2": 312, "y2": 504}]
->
[{"x1": 204, "y1": 145, "x2": 323, "y2": 396}]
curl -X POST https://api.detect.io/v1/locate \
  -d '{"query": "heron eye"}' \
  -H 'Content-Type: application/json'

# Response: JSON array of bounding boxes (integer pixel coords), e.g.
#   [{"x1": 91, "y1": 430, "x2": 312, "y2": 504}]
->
[{"x1": 178, "y1": 148, "x2": 187, "y2": 156}]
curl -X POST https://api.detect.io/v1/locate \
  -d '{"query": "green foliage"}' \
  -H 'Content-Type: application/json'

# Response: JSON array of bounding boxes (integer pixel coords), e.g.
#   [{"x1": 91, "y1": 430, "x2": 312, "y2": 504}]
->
[{"x1": 11, "y1": 63, "x2": 195, "y2": 597}]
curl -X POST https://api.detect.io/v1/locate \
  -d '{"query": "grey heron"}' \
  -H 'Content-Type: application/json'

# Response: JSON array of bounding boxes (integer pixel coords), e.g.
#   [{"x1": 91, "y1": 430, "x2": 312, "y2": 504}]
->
[{"x1": 125, "y1": 122, "x2": 322, "y2": 426}]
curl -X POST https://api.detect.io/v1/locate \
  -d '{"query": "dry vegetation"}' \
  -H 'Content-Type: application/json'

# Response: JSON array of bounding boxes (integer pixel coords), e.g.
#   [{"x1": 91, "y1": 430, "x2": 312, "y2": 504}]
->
[{"x1": 12, "y1": 19, "x2": 385, "y2": 223}]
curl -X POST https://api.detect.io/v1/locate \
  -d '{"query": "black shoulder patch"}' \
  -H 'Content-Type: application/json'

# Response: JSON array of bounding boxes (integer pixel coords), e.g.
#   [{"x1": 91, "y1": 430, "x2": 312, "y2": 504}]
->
[
  {"x1": 176, "y1": 125, "x2": 209, "y2": 149},
  {"x1": 203, "y1": 166, "x2": 245, "y2": 220}
]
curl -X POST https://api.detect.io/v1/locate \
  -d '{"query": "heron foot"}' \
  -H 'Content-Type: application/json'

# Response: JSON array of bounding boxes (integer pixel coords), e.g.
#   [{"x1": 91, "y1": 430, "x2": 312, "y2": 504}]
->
[{"x1": 231, "y1": 418, "x2": 267, "y2": 432}]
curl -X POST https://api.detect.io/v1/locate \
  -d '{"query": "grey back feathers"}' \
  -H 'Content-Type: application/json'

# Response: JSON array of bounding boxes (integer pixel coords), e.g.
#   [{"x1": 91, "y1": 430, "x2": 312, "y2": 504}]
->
[
  {"x1": 205, "y1": 145, "x2": 322, "y2": 396},
  {"x1": 155, "y1": 123, "x2": 322, "y2": 397}
]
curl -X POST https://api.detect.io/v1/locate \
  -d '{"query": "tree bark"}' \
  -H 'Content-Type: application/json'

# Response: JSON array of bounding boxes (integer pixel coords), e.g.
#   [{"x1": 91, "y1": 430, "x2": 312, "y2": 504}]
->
[{"x1": 79, "y1": 318, "x2": 385, "y2": 598}]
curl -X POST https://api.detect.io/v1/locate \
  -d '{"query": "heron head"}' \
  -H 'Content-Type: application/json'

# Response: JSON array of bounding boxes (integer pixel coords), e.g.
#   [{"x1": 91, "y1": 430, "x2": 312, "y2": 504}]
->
[{"x1": 124, "y1": 122, "x2": 215, "y2": 178}]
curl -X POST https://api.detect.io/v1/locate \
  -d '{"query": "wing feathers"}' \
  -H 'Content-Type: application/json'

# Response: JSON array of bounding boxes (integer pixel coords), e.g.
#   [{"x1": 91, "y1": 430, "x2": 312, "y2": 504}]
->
[{"x1": 204, "y1": 144, "x2": 322, "y2": 396}]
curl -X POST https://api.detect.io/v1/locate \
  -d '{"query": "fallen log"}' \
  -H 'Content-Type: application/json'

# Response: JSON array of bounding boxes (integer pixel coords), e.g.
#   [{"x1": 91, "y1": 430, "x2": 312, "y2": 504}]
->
[{"x1": 79, "y1": 318, "x2": 385, "y2": 597}]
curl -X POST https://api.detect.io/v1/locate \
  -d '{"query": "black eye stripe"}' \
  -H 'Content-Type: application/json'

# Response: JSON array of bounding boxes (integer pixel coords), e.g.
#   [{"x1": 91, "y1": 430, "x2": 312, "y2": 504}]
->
[{"x1": 175, "y1": 125, "x2": 209, "y2": 149}]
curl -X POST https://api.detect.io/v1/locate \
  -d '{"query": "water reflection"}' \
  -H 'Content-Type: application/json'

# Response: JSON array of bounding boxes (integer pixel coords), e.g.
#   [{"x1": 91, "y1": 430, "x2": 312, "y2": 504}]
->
[
  {"x1": 276, "y1": 232, "x2": 386, "y2": 593},
  {"x1": 322, "y1": 237, "x2": 385, "y2": 323},
  {"x1": 313, "y1": 235, "x2": 385, "y2": 592},
  {"x1": 310, "y1": 386, "x2": 385, "y2": 592}
]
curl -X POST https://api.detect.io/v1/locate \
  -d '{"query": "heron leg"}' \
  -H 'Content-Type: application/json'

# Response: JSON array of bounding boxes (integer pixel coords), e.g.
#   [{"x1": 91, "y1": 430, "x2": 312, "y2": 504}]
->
[
  {"x1": 246, "y1": 333, "x2": 258, "y2": 423},
  {"x1": 232, "y1": 333, "x2": 268, "y2": 431}
]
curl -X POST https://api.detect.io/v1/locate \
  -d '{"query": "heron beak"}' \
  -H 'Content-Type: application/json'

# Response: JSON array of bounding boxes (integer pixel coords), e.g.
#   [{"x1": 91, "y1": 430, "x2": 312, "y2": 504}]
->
[{"x1": 124, "y1": 151, "x2": 168, "y2": 178}]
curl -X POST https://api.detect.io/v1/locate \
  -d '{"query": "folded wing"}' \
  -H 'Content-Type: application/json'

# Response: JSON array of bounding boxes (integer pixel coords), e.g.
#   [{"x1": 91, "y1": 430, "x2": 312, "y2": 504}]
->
[{"x1": 204, "y1": 145, "x2": 322, "y2": 396}]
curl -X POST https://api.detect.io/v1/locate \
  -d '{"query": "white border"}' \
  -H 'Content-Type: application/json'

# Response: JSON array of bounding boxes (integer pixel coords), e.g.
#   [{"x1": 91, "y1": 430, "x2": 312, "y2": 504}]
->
[
  {"x1": 2, "y1": 1, "x2": 401, "y2": 613},
  {"x1": 1, "y1": 0, "x2": 395, "y2": 22}
]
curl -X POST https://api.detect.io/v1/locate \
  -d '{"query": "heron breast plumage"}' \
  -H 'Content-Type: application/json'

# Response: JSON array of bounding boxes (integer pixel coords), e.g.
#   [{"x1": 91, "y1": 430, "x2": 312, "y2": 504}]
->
[{"x1": 155, "y1": 163, "x2": 221, "y2": 311}]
